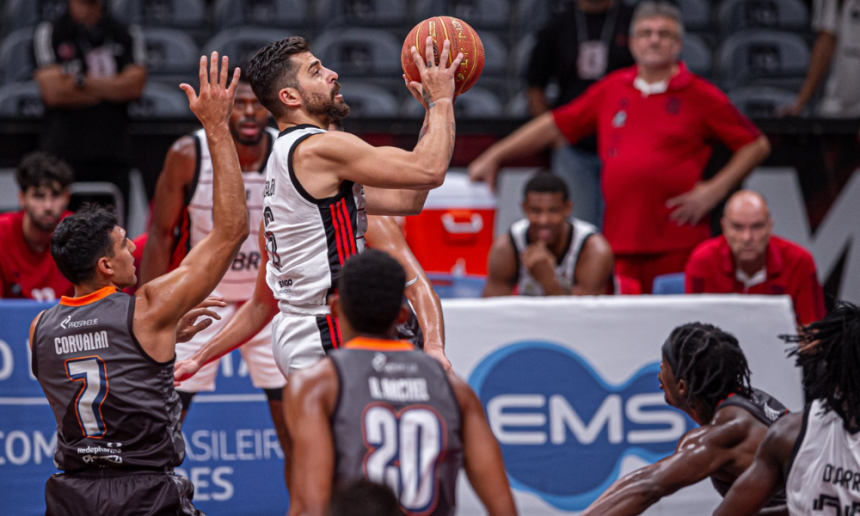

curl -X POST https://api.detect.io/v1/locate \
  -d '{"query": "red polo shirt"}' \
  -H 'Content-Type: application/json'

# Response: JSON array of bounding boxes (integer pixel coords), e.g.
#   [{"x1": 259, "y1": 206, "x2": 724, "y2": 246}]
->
[
  {"x1": 685, "y1": 235, "x2": 825, "y2": 325},
  {"x1": 0, "y1": 210, "x2": 73, "y2": 301},
  {"x1": 552, "y1": 63, "x2": 761, "y2": 255}
]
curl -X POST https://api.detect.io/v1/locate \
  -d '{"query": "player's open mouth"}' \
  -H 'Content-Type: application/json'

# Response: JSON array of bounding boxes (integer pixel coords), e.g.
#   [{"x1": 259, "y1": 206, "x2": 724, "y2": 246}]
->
[{"x1": 335, "y1": 94, "x2": 343, "y2": 99}]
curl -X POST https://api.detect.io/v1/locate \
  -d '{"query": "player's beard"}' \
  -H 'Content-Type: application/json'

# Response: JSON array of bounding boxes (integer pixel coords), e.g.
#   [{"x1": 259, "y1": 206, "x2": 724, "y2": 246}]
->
[
  {"x1": 301, "y1": 84, "x2": 349, "y2": 126},
  {"x1": 230, "y1": 118, "x2": 266, "y2": 146},
  {"x1": 26, "y1": 208, "x2": 61, "y2": 233}
]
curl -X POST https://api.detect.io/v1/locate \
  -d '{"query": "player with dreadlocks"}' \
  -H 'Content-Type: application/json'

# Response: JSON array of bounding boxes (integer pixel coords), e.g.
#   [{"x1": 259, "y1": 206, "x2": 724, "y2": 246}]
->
[
  {"x1": 714, "y1": 302, "x2": 860, "y2": 516},
  {"x1": 580, "y1": 322, "x2": 790, "y2": 516}
]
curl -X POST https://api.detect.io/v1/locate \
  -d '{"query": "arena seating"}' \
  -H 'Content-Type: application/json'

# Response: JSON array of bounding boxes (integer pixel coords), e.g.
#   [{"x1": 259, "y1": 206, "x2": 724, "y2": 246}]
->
[{"x1": 0, "y1": 0, "x2": 818, "y2": 118}]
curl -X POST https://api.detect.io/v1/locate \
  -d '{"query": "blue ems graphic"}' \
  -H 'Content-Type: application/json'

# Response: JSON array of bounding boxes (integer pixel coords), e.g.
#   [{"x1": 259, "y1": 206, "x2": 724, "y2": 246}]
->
[{"x1": 469, "y1": 341, "x2": 695, "y2": 511}]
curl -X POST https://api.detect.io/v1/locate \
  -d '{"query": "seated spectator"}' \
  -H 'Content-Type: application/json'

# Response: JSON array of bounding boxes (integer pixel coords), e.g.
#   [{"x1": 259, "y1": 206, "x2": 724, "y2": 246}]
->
[
  {"x1": 483, "y1": 173, "x2": 614, "y2": 297},
  {"x1": 0, "y1": 152, "x2": 74, "y2": 300},
  {"x1": 685, "y1": 190, "x2": 825, "y2": 325}
]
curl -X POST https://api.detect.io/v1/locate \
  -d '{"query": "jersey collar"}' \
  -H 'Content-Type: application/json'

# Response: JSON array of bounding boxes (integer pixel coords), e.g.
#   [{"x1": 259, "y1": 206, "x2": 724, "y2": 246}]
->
[
  {"x1": 60, "y1": 286, "x2": 119, "y2": 306},
  {"x1": 344, "y1": 337, "x2": 416, "y2": 352}
]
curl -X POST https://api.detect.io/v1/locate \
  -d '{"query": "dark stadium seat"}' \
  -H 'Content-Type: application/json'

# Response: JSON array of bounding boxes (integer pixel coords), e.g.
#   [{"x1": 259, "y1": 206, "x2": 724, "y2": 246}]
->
[
  {"x1": 2, "y1": 0, "x2": 66, "y2": 34},
  {"x1": 69, "y1": 182, "x2": 126, "y2": 226},
  {"x1": 504, "y1": 89, "x2": 528, "y2": 118},
  {"x1": 203, "y1": 28, "x2": 298, "y2": 68},
  {"x1": 415, "y1": 0, "x2": 511, "y2": 29},
  {"x1": 677, "y1": 0, "x2": 711, "y2": 31},
  {"x1": 128, "y1": 81, "x2": 194, "y2": 119},
  {"x1": 314, "y1": 28, "x2": 402, "y2": 77},
  {"x1": 0, "y1": 81, "x2": 44, "y2": 117},
  {"x1": 0, "y1": 28, "x2": 34, "y2": 85},
  {"x1": 141, "y1": 27, "x2": 199, "y2": 82},
  {"x1": 512, "y1": 32, "x2": 535, "y2": 79},
  {"x1": 400, "y1": 86, "x2": 504, "y2": 119},
  {"x1": 338, "y1": 81, "x2": 399, "y2": 117},
  {"x1": 652, "y1": 273, "x2": 685, "y2": 295},
  {"x1": 680, "y1": 33, "x2": 712, "y2": 78},
  {"x1": 513, "y1": 0, "x2": 572, "y2": 35},
  {"x1": 111, "y1": 0, "x2": 206, "y2": 28},
  {"x1": 213, "y1": 0, "x2": 307, "y2": 29},
  {"x1": 728, "y1": 86, "x2": 799, "y2": 118},
  {"x1": 717, "y1": 29, "x2": 810, "y2": 89},
  {"x1": 475, "y1": 31, "x2": 507, "y2": 77},
  {"x1": 313, "y1": 0, "x2": 407, "y2": 29},
  {"x1": 718, "y1": 0, "x2": 809, "y2": 36}
]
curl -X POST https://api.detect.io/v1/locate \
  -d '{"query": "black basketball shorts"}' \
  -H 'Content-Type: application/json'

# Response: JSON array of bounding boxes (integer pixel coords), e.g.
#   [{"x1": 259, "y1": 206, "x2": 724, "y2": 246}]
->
[{"x1": 45, "y1": 469, "x2": 204, "y2": 516}]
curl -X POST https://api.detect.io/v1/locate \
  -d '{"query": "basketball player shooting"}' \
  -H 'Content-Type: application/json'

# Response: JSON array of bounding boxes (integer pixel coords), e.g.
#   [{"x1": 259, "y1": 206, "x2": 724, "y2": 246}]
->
[
  {"x1": 714, "y1": 302, "x2": 860, "y2": 516},
  {"x1": 285, "y1": 250, "x2": 517, "y2": 516},
  {"x1": 579, "y1": 323, "x2": 790, "y2": 516},
  {"x1": 28, "y1": 53, "x2": 249, "y2": 515},
  {"x1": 244, "y1": 35, "x2": 461, "y2": 383}
]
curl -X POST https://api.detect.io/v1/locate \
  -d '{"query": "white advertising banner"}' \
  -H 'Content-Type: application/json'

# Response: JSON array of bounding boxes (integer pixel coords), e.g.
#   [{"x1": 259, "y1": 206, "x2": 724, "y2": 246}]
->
[{"x1": 442, "y1": 295, "x2": 802, "y2": 515}]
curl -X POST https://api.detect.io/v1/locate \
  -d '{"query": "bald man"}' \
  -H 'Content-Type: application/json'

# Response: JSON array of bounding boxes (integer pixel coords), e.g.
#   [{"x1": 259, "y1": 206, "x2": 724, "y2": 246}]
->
[{"x1": 684, "y1": 191, "x2": 825, "y2": 325}]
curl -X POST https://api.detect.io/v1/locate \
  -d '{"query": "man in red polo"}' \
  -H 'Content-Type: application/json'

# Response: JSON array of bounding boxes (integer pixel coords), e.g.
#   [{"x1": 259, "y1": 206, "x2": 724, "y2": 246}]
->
[
  {"x1": 469, "y1": 1, "x2": 770, "y2": 293},
  {"x1": 0, "y1": 152, "x2": 74, "y2": 301},
  {"x1": 685, "y1": 190, "x2": 825, "y2": 325}
]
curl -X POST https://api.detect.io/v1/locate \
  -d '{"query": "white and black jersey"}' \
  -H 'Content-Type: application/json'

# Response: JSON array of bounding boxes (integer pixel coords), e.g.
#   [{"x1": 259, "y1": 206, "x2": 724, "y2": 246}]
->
[
  {"x1": 509, "y1": 217, "x2": 598, "y2": 296},
  {"x1": 262, "y1": 124, "x2": 367, "y2": 315},
  {"x1": 172, "y1": 127, "x2": 278, "y2": 302},
  {"x1": 786, "y1": 399, "x2": 860, "y2": 515}
]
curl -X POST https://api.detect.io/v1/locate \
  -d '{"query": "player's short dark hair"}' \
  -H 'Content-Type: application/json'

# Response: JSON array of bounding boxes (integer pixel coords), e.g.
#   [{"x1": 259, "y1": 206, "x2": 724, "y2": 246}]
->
[
  {"x1": 51, "y1": 204, "x2": 118, "y2": 285},
  {"x1": 246, "y1": 36, "x2": 310, "y2": 119},
  {"x1": 664, "y1": 322, "x2": 752, "y2": 410},
  {"x1": 783, "y1": 302, "x2": 860, "y2": 431},
  {"x1": 523, "y1": 173, "x2": 569, "y2": 202},
  {"x1": 337, "y1": 250, "x2": 406, "y2": 335},
  {"x1": 15, "y1": 152, "x2": 74, "y2": 193},
  {"x1": 330, "y1": 479, "x2": 403, "y2": 516}
]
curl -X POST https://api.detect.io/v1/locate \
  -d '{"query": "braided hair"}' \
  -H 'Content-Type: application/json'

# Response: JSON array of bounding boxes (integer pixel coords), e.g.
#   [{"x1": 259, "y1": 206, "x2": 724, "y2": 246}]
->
[
  {"x1": 783, "y1": 301, "x2": 860, "y2": 432},
  {"x1": 664, "y1": 323, "x2": 752, "y2": 411}
]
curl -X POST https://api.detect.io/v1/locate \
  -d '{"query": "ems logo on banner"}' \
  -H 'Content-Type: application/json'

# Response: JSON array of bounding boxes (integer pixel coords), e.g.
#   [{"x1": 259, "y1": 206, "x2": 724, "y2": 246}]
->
[{"x1": 469, "y1": 341, "x2": 695, "y2": 511}]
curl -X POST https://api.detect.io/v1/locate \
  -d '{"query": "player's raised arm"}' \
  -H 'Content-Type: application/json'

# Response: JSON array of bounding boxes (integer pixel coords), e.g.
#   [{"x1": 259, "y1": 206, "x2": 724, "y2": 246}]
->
[
  {"x1": 298, "y1": 38, "x2": 461, "y2": 195},
  {"x1": 134, "y1": 53, "x2": 249, "y2": 361}
]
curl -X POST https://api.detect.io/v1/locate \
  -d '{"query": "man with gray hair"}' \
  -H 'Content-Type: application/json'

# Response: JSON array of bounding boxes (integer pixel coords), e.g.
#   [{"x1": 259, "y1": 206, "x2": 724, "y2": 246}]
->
[{"x1": 470, "y1": 1, "x2": 771, "y2": 293}]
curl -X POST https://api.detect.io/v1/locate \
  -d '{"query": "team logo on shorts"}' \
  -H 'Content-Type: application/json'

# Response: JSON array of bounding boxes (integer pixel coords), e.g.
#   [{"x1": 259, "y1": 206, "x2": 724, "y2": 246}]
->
[{"x1": 469, "y1": 341, "x2": 694, "y2": 511}]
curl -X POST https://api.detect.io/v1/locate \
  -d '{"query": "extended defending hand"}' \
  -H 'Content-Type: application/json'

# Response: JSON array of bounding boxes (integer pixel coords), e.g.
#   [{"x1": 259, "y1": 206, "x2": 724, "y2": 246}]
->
[
  {"x1": 180, "y1": 52, "x2": 240, "y2": 129},
  {"x1": 175, "y1": 296, "x2": 225, "y2": 344},
  {"x1": 407, "y1": 37, "x2": 463, "y2": 106}
]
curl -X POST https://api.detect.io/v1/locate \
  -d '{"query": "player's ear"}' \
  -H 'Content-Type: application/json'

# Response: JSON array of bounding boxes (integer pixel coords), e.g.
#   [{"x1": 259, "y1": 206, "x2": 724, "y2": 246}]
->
[
  {"x1": 278, "y1": 87, "x2": 302, "y2": 109},
  {"x1": 395, "y1": 304, "x2": 410, "y2": 326},
  {"x1": 677, "y1": 379, "x2": 687, "y2": 397},
  {"x1": 563, "y1": 199, "x2": 572, "y2": 216},
  {"x1": 96, "y1": 255, "x2": 113, "y2": 278}
]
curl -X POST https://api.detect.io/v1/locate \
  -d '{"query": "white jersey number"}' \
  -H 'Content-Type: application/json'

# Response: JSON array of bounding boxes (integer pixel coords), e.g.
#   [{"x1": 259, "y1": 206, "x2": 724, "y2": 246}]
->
[
  {"x1": 363, "y1": 406, "x2": 444, "y2": 513},
  {"x1": 65, "y1": 356, "x2": 109, "y2": 438}
]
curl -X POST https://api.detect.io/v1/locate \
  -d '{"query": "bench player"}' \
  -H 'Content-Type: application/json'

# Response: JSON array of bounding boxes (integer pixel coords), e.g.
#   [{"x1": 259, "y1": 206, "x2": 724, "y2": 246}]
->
[
  {"x1": 580, "y1": 323, "x2": 790, "y2": 516},
  {"x1": 138, "y1": 67, "x2": 289, "y2": 472},
  {"x1": 29, "y1": 54, "x2": 247, "y2": 515},
  {"x1": 245, "y1": 35, "x2": 459, "y2": 382},
  {"x1": 714, "y1": 302, "x2": 860, "y2": 516},
  {"x1": 285, "y1": 250, "x2": 517, "y2": 516}
]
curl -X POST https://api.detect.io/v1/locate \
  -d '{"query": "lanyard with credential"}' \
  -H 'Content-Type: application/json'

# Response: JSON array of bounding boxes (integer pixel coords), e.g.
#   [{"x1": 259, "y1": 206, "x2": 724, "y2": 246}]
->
[{"x1": 573, "y1": 2, "x2": 619, "y2": 80}]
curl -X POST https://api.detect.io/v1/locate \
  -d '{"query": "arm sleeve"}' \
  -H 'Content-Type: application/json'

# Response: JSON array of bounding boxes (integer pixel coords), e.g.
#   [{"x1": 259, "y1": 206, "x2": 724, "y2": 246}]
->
[
  {"x1": 792, "y1": 252, "x2": 826, "y2": 326},
  {"x1": 525, "y1": 23, "x2": 556, "y2": 88},
  {"x1": 700, "y1": 85, "x2": 762, "y2": 151},
  {"x1": 811, "y1": 0, "x2": 838, "y2": 34},
  {"x1": 684, "y1": 249, "x2": 709, "y2": 294},
  {"x1": 550, "y1": 80, "x2": 603, "y2": 144},
  {"x1": 33, "y1": 22, "x2": 57, "y2": 68}
]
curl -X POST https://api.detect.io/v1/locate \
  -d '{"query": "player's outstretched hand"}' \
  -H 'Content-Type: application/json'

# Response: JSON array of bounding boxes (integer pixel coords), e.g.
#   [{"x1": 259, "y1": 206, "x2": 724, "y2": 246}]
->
[
  {"x1": 173, "y1": 358, "x2": 202, "y2": 386},
  {"x1": 180, "y1": 52, "x2": 240, "y2": 129},
  {"x1": 408, "y1": 37, "x2": 463, "y2": 106},
  {"x1": 468, "y1": 152, "x2": 501, "y2": 191},
  {"x1": 175, "y1": 295, "x2": 225, "y2": 344}
]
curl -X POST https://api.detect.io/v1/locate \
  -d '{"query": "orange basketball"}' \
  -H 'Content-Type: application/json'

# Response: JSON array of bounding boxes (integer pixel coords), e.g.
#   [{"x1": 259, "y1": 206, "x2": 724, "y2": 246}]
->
[{"x1": 402, "y1": 16, "x2": 485, "y2": 97}]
